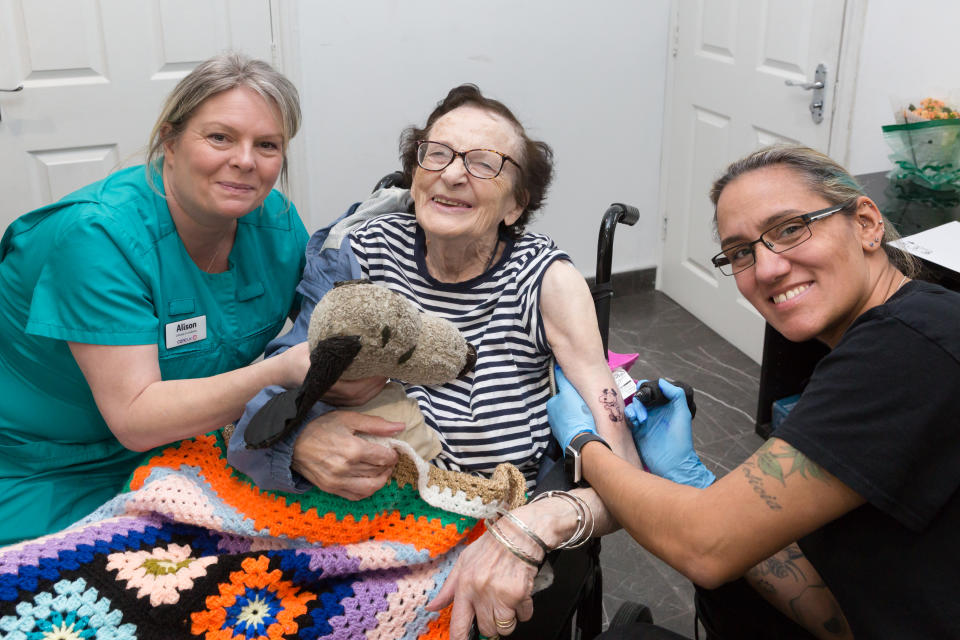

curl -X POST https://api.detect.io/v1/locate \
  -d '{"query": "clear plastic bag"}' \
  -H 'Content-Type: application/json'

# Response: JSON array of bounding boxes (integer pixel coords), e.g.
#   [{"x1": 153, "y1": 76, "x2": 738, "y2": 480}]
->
[{"x1": 882, "y1": 119, "x2": 960, "y2": 190}]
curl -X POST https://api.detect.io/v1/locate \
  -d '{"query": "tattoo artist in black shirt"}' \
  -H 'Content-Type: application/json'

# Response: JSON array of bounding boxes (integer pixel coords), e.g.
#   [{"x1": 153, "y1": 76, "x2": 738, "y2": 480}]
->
[{"x1": 549, "y1": 145, "x2": 960, "y2": 639}]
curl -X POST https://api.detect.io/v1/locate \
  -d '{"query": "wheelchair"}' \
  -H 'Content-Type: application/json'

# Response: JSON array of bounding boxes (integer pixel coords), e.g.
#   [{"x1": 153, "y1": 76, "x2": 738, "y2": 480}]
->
[{"x1": 371, "y1": 172, "x2": 651, "y2": 639}]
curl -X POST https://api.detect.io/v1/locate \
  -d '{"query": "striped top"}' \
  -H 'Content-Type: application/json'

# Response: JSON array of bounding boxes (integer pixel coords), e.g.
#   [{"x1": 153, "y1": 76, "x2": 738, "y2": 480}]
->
[{"x1": 350, "y1": 212, "x2": 569, "y2": 486}]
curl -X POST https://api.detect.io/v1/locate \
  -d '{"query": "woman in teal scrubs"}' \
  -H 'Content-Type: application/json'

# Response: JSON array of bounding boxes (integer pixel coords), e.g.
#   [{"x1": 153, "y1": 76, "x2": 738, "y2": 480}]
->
[{"x1": 0, "y1": 53, "x2": 314, "y2": 546}]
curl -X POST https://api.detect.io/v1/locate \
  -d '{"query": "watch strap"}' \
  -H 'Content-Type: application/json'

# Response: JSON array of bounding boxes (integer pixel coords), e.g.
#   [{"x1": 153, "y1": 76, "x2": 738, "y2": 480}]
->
[
  {"x1": 564, "y1": 432, "x2": 610, "y2": 486},
  {"x1": 568, "y1": 431, "x2": 610, "y2": 454}
]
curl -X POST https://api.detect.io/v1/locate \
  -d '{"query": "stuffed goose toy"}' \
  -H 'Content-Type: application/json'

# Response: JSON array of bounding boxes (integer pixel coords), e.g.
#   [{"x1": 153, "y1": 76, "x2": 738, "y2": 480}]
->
[{"x1": 244, "y1": 279, "x2": 476, "y2": 458}]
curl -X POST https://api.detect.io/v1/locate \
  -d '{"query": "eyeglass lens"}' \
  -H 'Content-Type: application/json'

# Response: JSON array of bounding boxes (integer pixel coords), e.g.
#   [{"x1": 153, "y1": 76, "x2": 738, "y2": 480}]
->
[
  {"x1": 417, "y1": 141, "x2": 504, "y2": 179},
  {"x1": 721, "y1": 218, "x2": 812, "y2": 274}
]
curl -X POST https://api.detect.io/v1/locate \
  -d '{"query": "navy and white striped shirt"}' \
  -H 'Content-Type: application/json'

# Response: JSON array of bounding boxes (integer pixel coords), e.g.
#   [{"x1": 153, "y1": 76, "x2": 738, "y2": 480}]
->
[{"x1": 350, "y1": 212, "x2": 569, "y2": 486}]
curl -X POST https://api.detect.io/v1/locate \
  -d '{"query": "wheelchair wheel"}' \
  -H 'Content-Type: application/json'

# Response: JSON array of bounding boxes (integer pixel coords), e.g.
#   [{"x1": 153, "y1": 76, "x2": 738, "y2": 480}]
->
[{"x1": 609, "y1": 601, "x2": 654, "y2": 629}]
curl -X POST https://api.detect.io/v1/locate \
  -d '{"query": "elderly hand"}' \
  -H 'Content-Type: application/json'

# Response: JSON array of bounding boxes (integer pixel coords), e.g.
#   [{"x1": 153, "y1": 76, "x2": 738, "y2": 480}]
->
[
  {"x1": 292, "y1": 410, "x2": 405, "y2": 500},
  {"x1": 546, "y1": 367, "x2": 598, "y2": 451},
  {"x1": 627, "y1": 379, "x2": 715, "y2": 489},
  {"x1": 426, "y1": 508, "x2": 544, "y2": 639}
]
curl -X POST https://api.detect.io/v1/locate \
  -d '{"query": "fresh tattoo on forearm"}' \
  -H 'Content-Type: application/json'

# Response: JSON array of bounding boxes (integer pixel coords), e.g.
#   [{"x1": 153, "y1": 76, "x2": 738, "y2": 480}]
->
[
  {"x1": 599, "y1": 388, "x2": 623, "y2": 422},
  {"x1": 755, "y1": 439, "x2": 827, "y2": 485}
]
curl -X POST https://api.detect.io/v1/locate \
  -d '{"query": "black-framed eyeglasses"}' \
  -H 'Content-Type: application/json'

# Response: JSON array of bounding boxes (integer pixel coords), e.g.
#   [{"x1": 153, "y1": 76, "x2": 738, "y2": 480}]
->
[
  {"x1": 416, "y1": 140, "x2": 522, "y2": 179},
  {"x1": 711, "y1": 199, "x2": 857, "y2": 276}
]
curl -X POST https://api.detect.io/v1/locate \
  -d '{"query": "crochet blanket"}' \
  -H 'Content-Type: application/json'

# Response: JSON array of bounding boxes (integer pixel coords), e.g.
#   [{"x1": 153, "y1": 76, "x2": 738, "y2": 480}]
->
[{"x1": 0, "y1": 432, "x2": 527, "y2": 640}]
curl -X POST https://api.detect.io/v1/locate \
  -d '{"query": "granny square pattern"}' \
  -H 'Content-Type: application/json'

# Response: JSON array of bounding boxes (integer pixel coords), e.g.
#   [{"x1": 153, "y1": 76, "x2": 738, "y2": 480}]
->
[{"x1": 0, "y1": 432, "x2": 527, "y2": 639}]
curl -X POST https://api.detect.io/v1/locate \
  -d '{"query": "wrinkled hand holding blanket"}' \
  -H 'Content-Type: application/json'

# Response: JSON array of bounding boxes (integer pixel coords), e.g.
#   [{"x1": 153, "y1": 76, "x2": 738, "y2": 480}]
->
[{"x1": 0, "y1": 431, "x2": 527, "y2": 639}]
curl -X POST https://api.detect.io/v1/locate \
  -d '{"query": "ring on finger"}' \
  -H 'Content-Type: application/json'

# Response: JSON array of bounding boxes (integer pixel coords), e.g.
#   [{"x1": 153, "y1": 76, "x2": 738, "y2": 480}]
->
[{"x1": 494, "y1": 616, "x2": 516, "y2": 630}]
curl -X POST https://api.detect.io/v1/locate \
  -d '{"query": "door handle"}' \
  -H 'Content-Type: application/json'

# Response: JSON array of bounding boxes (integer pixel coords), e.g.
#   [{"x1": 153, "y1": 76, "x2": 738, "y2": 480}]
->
[
  {"x1": 784, "y1": 64, "x2": 827, "y2": 124},
  {"x1": 785, "y1": 79, "x2": 824, "y2": 91}
]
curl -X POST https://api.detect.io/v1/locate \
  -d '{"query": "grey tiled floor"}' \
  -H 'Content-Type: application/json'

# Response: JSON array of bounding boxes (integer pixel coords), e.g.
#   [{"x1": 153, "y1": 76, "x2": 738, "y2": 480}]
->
[{"x1": 599, "y1": 288, "x2": 764, "y2": 637}]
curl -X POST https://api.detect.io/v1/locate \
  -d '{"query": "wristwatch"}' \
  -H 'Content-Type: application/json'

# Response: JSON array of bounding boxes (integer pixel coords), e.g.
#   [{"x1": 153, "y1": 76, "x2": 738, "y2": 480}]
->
[{"x1": 564, "y1": 431, "x2": 611, "y2": 487}]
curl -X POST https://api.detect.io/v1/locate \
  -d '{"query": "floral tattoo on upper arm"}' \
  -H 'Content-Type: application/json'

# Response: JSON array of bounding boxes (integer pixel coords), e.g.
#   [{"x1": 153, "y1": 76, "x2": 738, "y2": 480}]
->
[
  {"x1": 755, "y1": 439, "x2": 826, "y2": 485},
  {"x1": 742, "y1": 440, "x2": 828, "y2": 511}
]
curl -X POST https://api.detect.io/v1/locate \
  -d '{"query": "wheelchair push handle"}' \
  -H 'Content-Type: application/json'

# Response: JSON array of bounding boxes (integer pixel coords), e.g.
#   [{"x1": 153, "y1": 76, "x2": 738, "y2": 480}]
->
[
  {"x1": 595, "y1": 202, "x2": 640, "y2": 283},
  {"x1": 608, "y1": 202, "x2": 640, "y2": 225},
  {"x1": 635, "y1": 379, "x2": 697, "y2": 419}
]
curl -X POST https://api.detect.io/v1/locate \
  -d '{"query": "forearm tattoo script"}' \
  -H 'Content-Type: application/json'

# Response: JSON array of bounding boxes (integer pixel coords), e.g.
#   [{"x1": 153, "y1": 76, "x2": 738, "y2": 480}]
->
[{"x1": 742, "y1": 440, "x2": 828, "y2": 511}]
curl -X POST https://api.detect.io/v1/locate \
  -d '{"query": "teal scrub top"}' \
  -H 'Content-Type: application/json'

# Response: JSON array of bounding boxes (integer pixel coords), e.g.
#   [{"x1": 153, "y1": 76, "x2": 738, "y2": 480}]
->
[{"x1": 0, "y1": 165, "x2": 308, "y2": 546}]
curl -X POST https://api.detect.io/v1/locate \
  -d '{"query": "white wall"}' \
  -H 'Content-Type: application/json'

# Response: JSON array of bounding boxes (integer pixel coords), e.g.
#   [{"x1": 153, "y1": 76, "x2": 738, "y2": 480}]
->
[
  {"x1": 845, "y1": 1, "x2": 959, "y2": 175},
  {"x1": 288, "y1": 0, "x2": 670, "y2": 277}
]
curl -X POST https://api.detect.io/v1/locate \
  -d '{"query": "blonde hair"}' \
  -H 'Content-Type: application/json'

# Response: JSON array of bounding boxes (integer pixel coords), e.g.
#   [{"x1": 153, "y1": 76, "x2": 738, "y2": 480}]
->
[
  {"x1": 710, "y1": 144, "x2": 920, "y2": 277},
  {"x1": 145, "y1": 52, "x2": 301, "y2": 197}
]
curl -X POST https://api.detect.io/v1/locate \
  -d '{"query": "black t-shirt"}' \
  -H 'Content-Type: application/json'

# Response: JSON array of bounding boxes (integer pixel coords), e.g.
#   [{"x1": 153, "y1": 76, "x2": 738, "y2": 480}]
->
[{"x1": 774, "y1": 280, "x2": 960, "y2": 639}]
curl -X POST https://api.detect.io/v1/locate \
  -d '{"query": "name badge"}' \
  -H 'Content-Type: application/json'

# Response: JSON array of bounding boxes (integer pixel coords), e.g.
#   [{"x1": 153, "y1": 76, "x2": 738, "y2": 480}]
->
[{"x1": 165, "y1": 315, "x2": 207, "y2": 349}]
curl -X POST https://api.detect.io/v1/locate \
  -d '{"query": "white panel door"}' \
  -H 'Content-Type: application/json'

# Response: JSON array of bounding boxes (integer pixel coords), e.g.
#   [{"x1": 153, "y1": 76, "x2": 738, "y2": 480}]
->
[
  {"x1": 0, "y1": 0, "x2": 273, "y2": 232},
  {"x1": 658, "y1": 0, "x2": 847, "y2": 362}
]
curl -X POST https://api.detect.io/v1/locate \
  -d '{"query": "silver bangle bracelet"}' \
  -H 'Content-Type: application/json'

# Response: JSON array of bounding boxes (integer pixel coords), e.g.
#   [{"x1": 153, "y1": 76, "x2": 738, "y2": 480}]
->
[
  {"x1": 495, "y1": 507, "x2": 550, "y2": 554},
  {"x1": 556, "y1": 492, "x2": 591, "y2": 549},
  {"x1": 529, "y1": 490, "x2": 595, "y2": 549},
  {"x1": 563, "y1": 500, "x2": 596, "y2": 549},
  {"x1": 560, "y1": 490, "x2": 595, "y2": 548},
  {"x1": 566, "y1": 491, "x2": 595, "y2": 548},
  {"x1": 485, "y1": 519, "x2": 542, "y2": 567}
]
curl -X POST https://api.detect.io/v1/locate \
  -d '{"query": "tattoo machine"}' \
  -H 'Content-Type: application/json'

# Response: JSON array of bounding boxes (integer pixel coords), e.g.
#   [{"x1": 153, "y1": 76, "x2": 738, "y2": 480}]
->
[{"x1": 612, "y1": 368, "x2": 697, "y2": 418}]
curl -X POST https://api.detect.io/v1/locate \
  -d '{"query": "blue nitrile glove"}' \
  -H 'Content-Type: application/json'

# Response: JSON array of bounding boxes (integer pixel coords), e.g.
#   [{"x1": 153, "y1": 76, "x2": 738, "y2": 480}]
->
[
  {"x1": 627, "y1": 379, "x2": 715, "y2": 489},
  {"x1": 624, "y1": 398, "x2": 647, "y2": 427},
  {"x1": 546, "y1": 366, "x2": 598, "y2": 452}
]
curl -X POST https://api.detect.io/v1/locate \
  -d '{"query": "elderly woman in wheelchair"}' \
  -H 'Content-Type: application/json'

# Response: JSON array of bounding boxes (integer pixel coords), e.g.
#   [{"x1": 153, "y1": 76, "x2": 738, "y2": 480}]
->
[{"x1": 229, "y1": 84, "x2": 640, "y2": 638}]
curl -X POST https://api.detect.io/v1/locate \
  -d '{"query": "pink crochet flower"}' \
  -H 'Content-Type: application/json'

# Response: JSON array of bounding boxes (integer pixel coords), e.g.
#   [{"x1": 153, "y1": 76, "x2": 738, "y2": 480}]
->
[{"x1": 107, "y1": 543, "x2": 217, "y2": 606}]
